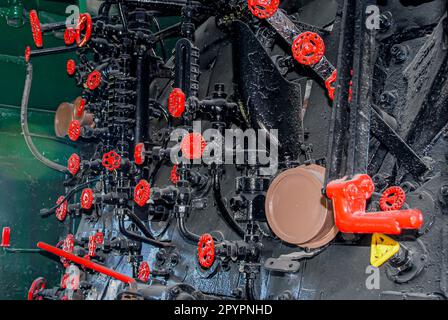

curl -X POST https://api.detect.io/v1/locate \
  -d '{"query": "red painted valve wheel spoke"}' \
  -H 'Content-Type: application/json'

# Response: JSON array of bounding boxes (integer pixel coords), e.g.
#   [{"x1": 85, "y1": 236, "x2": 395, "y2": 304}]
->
[
  {"x1": 380, "y1": 186, "x2": 406, "y2": 211},
  {"x1": 197, "y1": 234, "x2": 215, "y2": 269},
  {"x1": 292, "y1": 31, "x2": 325, "y2": 66},
  {"x1": 247, "y1": 0, "x2": 280, "y2": 19},
  {"x1": 134, "y1": 180, "x2": 151, "y2": 207},
  {"x1": 29, "y1": 10, "x2": 43, "y2": 48}
]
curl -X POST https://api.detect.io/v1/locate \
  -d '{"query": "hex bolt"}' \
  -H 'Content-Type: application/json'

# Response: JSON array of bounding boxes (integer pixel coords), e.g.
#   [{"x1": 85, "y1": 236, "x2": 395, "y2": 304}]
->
[
  {"x1": 391, "y1": 44, "x2": 409, "y2": 64},
  {"x1": 379, "y1": 11, "x2": 393, "y2": 33}
]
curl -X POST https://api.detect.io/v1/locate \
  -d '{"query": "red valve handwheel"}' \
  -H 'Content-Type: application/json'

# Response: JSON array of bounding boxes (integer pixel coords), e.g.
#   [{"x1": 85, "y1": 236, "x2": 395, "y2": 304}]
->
[
  {"x1": 76, "y1": 13, "x2": 92, "y2": 47},
  {"x1": 88, "y1": 235, "x2": 97, "y2": 257},
  {"x1": 102, "y1": 151, "x2": 121, "y2": 171},
  {"x1": 197, "y1": 233, "x2": 215, "y2": 269},
  {"x1": 76, "y1": 98, "x2": 86, "y2": 117},
  {"x1": 170, "y1": 165, "x2": 180, "y2": 185},
  {"x1": 81, "y1": 188, "x2": 94, "y2": 210},
  {"x1": 67, "y1": 153, "x2": 81, "y2": 176},
  {"x1": 134, "y1": 179, "x2": 151, "y2": 207},
  {"x1": 247, "y1": 0, "x2": 280, "y2": 19},
  {"x1": 292, "y1": 32, "x2": 325, "y2": 66},
  {"x1": 24, "y1": 46, "x2": 31, "y2": 63},
  {"x1": 168, "y1": 88, "x2": 186, "y2": 118},
  {"x1": 134, "y1": 143, "x2": 145, "y2": 165},
  {"x1": 325, "y1": 69, "x2": 353, "y2": 102},
  {"x1": 85, "y1": 70, "x2": 102, "y2": 90},
  {"x1": 138, "y1": 262, "x2": 151, "y2": 283},
  {"x1": 380, "y1": 186, "x2": 406, "y2": 211},
  {"x1": 55, "y1": 196, "x2": 68, "y2": 222},
  {"x1": 64, "y1": 28, "x2": 76, "y2": 45},
  {"x1": 68, "y1": 120, "x2": 81, "y2": 141},
  {"x1": 28, "y1": 277, "x2": 46, "y2": 300},
  {"x1": 67, "y1": 59, "x2": 76, "y2": 76},
  {"x1": 95, "y1": 232, "x2": 104, "y2": 245},
  {"x1": 180, "y1": 133, "x2": 206, "y2": 160},
  {"x1": 29, "y1": 10, "x2": 43, "y2": 48},
  {"x1": 61, "y1": 234, "x2": 75, "y2": 268}
]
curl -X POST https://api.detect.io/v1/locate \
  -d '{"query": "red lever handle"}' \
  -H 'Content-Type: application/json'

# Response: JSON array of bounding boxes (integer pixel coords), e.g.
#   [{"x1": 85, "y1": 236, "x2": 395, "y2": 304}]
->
[
  {"x1": 326, "y1": 174, "x2": 423, "y2": 234},
  {"x1": 37, "y1": 242, "x2": 136, "y2": 284}
]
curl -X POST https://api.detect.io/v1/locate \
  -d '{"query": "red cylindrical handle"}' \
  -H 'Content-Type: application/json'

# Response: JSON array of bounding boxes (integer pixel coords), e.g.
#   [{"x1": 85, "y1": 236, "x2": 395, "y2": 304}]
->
[{"x1": 37, "y1": 242, "x2": 136, "y2": 284}]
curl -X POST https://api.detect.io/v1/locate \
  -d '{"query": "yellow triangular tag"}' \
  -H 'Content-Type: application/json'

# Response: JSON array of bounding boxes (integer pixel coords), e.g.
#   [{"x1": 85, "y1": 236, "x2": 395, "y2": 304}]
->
[{"x1": 370, "y1": 233, "x2": 400, "y2": 268}]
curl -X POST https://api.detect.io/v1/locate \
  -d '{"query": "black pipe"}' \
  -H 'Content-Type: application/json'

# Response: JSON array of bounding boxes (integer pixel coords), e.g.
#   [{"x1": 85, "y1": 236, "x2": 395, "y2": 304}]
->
[
  {"x1": 212, "y1": 172, "x2": 245, "y2": 238},
  {"x1": 134, "y1": 49, "x2": 150, "y2": 145},
  {"x1": 245, "y1": 278, "x2": 256, "y2": 301},
  {"x1": 118, "y1": 215, "x2": 172, "y2": 248},
  {"x1": 177, "y1": 217, "x2": 200, "y2": 243},
  {"x1": 29, "y1": 45, "x2": 77, "y2": 59},
  {"x1": 125, "y1": 209, "x2": 156, "y2": 240}
]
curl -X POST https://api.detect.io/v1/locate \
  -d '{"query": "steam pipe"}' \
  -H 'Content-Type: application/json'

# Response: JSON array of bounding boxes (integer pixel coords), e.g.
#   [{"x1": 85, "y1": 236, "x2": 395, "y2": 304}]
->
[{"x1": 118, "y1": 215, "x2": 172, "y2": 248}]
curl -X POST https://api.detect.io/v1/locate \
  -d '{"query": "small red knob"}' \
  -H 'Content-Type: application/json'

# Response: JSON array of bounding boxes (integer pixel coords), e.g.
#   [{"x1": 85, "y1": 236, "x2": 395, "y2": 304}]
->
[
  {"x1": 168, "y1": 88, "x2": 186, "y2": 118},
  {"x1": 170, "y1": 165, "x2": 180, "y2": 185},
  {"x1": 55, "y1": 196, "x2": 68, "y2": 222},
  {"x1": 138, "y1": 262, "x2": 151, "y2": 283},
  {"x1": 81, "y1": 188, "x2": 94, "y2": 210},
  {"x1": 95, "y1": 232, "x2": 104, "y2": 245},
  {"x1": 24, "y1": 46, "x2": 31, "y2": 63},
  {"x1": 28, "y1": 277, "x2": 46, "y2": 300},
  {"x1": 134, "y1": 180, "x2": 151, "y2": 207},
  {"x1": 67, "y1": 59, "x2": 76, "y2": 76},
  {"x1": 247, "y1": 0, "x2": 280, "y2": 19},
  {"x1": 180, "y1": 133, "x2": 206, "y2": 160},
  {"x1": 292, "y1": 31, "x2": 325, "y2": 66},
  {"x1": 1, "y1": 227, "x2": 11, "y2": 247},
  {"x1": 64, "y1": 28, "x2": 76, "y2": 45},
  {"x1": 380, "y1": 186, "x2": 406, "y2": 211},
  {"x1": 68, "y1": 120, "x2": 81, "y2": 141},
  {"x1": 75, "y1": 98, "x2": 86, "y2": 117},
  {"x1": 67, "y1": 153, "x2": 81, "y2": 176},
  {"x1": 197, "y1": 234, "x2": 215, "y2": 269},
  {"x1": 29, "y1": 10, "x2": 43, "y2": 48},
  {"x1": 76, "y1": 13, "x2": 92, "y2": 47},
  {"x1": 134, "y1": 143, "x2": 145, "y2": 165},
  {"x1": 102, "y1": 151, "x2": 121, "y2": 171},
  {"x1": 85, "y1": 70, "x2": 102, "y2": 90}
]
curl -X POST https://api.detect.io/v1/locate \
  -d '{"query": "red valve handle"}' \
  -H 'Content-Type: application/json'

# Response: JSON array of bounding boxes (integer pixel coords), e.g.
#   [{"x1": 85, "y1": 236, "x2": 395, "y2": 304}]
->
[
  {"x1": 85, "y1": 70, "x2": 102, "y2": 90},
  {"x1": 76, "y1": 13, "x2": 92, "y2": 47},
  {"x1": 68, "y1": 120, "x2": 81, "y2": 141},
  {"x1": 24, "y1": 46, "x2": 31, "y2": 63},
  {"x1": 88, "y1": 235, "x2": 97, "y2": 257},
  {"x1": 170, "y1": 165, "x2": 180, "y2": 185},
  {"x1": 134, "y1": 143, "x2": 145, "y2": 165},
  {"x1": 81, "y1": 188, "x2": 94, "y2": 210},
  {"x1": 292, "y1": 31, "x2": 325, "y2": 66},
  {"x1": 380, "y1": 186, "x2": 406, "y2": 211},
  {"x1": 180, "y1": 132, "x2": 206, "y2": 160},
  {"x1": 66, "y1": 59, "x2": 76, "y2": 76},
  {"x1": 28, "y1": 277, "x2": 46, "y2": 300},
  {"x1": 64, "y1": 28, "x2": 76, "y2": 45},
  {"x1": 197, "y1": 234, "x2": 215, "y2": 269},
  {"x1": 247, "y1": 0, "x2": 280, "y2": 19},
  {"x1": 326, "y1": 174, "x2": 423, "y2": 234},
  {"x1": 138, "y1": 262, "x2": 151, "y2": 283},
  {"x1": 67, "y1": 153, "x2": 81, "y2": 176},
  {"x1": 75, "y1": 98, "x2": 86, "y2": 117},
  {"x1": 1, "y1": 227, "x2": 11, "y2": 247},
  {"x1": 61, "y1": 234, "x2": 75, "y2": 268},
  {"x1": 55, "y1": 196, "x2": 68, "y2": 222},
  {"x1": 134, "y1": 179, "x2": 151, "y2": 207},
  {"x1": 95, "y1": 232, "x2": 104, "y2": 245},
  {"x1": 325, "y1": 69, "x2": 353, "y2": 102},
  {"x1": 102, "y1": 151, "x2": 121, "y2": 171},
  {"x1": 29, "y1": 10, "x2": 43, "y2": 48},
  {"x1": 168, "y1": 88, "x2": 186, "y2": 118},
  {"x1": 38, "y1": 242, "x2": 136, "y2": 284}
]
